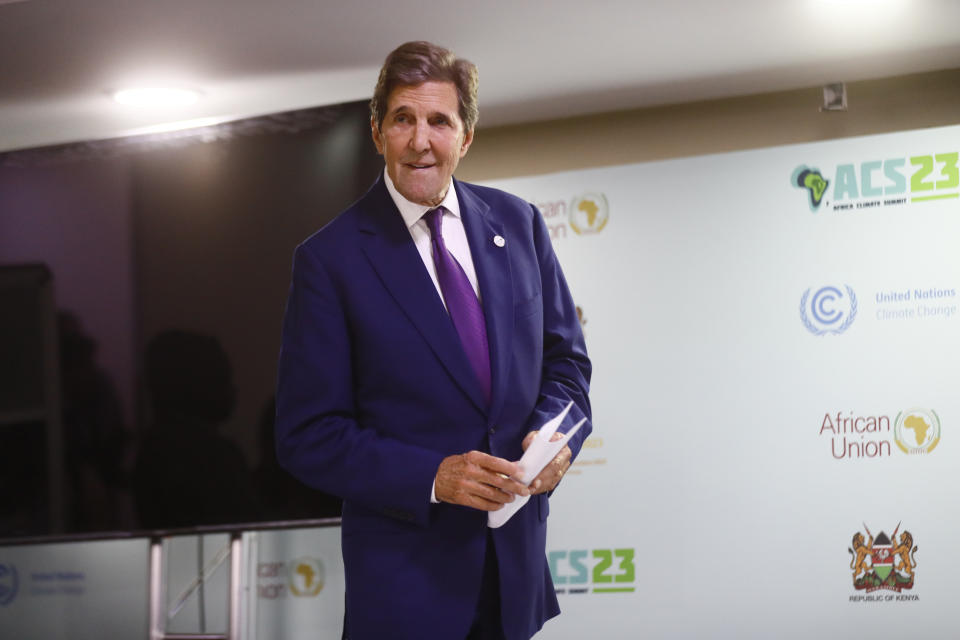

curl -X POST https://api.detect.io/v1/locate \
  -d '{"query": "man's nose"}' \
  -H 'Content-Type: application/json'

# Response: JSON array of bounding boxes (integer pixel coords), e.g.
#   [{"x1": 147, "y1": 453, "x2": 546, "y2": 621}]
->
[{"x1": 409, "y1": 122, "x2": 430, "y2": 152}]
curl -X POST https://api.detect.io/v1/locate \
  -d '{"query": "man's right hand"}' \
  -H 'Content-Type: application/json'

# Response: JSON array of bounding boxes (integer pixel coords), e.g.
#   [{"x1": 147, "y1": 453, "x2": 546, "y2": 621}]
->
[{"x1": 434, "y1": 451, "x2": 530, "y2": 511}]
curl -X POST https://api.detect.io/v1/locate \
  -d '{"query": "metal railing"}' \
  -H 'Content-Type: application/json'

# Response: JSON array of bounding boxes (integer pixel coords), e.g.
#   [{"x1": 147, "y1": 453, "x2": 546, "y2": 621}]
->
[{"x1": 1, "y1": 518, "x2": 341, "y2": 640}]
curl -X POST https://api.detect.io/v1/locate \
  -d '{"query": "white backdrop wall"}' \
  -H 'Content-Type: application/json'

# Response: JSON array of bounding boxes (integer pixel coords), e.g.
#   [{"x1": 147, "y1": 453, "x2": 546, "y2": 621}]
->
[{"x1": 482, "y1": 123, "x2": 958, "y2": 639}]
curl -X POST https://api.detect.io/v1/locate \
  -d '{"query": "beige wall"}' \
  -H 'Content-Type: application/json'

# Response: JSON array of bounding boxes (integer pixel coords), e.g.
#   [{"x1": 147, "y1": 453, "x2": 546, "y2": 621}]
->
[{"x1": 458, "y1": 68, "x2": 960, "y2": 182}]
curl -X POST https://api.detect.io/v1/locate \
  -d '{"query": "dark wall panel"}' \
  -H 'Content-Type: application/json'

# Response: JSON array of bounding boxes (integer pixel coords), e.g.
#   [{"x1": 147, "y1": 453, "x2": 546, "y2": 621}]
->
[{"x1": 132, "y1": 101, "x2": 381, "y2": 461}]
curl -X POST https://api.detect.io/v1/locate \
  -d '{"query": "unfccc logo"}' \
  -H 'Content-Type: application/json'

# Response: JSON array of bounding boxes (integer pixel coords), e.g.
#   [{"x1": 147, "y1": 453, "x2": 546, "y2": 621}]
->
[
  {"x1": 0, "y1": 563, "x2": 18, "y2": 606},
  {"x1": 800, "y1": 285, "x2": 857, "y2": 335}
]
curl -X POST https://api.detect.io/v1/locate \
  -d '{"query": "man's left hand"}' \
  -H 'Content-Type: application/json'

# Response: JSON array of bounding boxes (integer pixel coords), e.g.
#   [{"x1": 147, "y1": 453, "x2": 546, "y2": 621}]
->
[{"x1": 521, "y1": 431, "x2": 572, "y2": 494}]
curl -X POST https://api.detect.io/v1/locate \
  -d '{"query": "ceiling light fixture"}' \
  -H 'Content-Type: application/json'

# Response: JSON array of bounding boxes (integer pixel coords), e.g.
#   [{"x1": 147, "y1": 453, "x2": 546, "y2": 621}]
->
[
  {"x1": 112, "y1": 87, "x2": 202, "y2": 107},
  {"x1": 119, "y1": 115, "x2": 237, "y2": 137}
]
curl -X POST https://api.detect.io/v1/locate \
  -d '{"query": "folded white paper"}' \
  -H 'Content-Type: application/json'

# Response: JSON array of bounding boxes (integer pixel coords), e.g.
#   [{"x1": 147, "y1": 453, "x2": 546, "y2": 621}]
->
[{"x1": 488, "y1": 401, "x2": 586, "y2": 528}]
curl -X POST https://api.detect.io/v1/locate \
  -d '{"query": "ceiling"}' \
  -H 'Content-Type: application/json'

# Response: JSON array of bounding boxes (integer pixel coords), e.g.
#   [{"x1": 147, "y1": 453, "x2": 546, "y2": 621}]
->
[{"x1": 2, "y1": 0, "x2": 960, "y2": 153}]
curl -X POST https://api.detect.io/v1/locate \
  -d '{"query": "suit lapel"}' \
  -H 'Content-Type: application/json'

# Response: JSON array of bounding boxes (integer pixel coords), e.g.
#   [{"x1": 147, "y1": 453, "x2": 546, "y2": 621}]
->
[
  {"x1": 357, "y1": 178, "x2": 488, "y2": 413},
  {"x1": 456, "y1": 180, "x2": 514, "y2": 424}
]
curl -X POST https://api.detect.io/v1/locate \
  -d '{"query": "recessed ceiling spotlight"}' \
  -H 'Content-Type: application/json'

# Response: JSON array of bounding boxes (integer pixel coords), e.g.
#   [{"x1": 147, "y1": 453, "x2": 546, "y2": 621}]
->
[{"x1": 112, "y1": 87, "x2": 202, "y2": 107}]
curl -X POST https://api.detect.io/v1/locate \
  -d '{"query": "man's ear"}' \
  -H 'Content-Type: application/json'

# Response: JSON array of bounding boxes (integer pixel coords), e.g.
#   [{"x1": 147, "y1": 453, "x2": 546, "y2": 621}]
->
[
  {"x1": 459, "y1": 128, "x2": 474, "y2": 158},
  {"x1": 371, "y1": 117, "x2": 384, "y2": 155}
]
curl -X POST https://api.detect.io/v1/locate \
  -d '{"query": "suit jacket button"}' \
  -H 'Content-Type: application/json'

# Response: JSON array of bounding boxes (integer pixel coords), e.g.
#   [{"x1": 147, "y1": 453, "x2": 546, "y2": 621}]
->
[{"x1": 489, "y1": 427, "x2": 496, "y2": 434}]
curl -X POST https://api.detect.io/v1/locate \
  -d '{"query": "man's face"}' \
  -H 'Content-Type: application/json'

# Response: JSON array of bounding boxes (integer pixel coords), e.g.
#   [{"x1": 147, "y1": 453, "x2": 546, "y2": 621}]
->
[{"x1": 372, "y1": 81, "x2": 474, "y2": 207}]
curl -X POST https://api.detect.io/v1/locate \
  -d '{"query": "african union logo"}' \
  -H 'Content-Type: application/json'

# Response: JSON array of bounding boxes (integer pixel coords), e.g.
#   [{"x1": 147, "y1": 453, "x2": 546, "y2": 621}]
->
[
  {"x1": 568, "y1": 193, "x2": 609, "y2": 235},
  {"x1": 800, "y1": 285, "x2": 857, "y2": 335},
  {"x1": 0, "y1": 563, "x2": 18, "y2": 606},
  {"x1": 575, "y1": 305, "x2": 587, "y2": 329},
  {"x1": 288, "y1": 557, "x2": 324, "y2": 597},
  {"x1": 848, "y1": 523, "x2": 917, "y2": 593},
  {"x1": 894, "y1": 408, "x2": 941, "y2": 455},
  {"x1": 792, "y1": 165, "x2": 830, "y2": 212}
]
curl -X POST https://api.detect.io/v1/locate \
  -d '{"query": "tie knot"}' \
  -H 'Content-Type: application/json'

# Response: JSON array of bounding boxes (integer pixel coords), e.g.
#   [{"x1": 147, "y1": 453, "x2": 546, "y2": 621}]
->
[{"x1": 424, "y1": 207, "x2": 444, "y2": 239}]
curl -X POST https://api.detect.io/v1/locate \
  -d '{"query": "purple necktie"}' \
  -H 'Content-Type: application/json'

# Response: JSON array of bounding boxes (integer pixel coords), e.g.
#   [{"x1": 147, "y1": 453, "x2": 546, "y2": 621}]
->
[{"x1": 424, "y1": 207, "x2": 491, "y2": 404}]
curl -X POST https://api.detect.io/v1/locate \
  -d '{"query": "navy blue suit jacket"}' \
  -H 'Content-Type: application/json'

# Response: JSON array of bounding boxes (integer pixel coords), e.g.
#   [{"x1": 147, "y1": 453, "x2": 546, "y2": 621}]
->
[{"x1": 276, "y1": 175, "x2": 591, "y2": 640}]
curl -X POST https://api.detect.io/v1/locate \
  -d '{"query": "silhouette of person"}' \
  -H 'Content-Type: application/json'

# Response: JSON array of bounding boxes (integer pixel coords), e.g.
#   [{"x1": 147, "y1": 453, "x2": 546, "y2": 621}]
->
[
  {"x1": 133, "y1": 330, "x2": 259, "y2": 529},
  {"x1": 58, "y1": 311, "x2": 130, "y2": 531}
]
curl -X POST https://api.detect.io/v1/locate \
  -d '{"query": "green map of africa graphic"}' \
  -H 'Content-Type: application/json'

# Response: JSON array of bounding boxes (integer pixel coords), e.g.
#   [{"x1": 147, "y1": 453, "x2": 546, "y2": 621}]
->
[
  {"x1": 903, "y1": 415, "x2": 930, "y2": 446},
  {"x1": 803, "y1": 172, "x2": 828, "y2": 203}
]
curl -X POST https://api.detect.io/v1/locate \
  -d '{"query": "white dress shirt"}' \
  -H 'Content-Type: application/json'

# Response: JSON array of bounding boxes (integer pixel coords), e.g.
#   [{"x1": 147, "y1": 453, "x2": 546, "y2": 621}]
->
[
  {"x1": 383, "y1": 169, "x2": 482, "y2": 304},
  {"x1": 382, "y1": 169, "x2": 482, "y2": 504}
]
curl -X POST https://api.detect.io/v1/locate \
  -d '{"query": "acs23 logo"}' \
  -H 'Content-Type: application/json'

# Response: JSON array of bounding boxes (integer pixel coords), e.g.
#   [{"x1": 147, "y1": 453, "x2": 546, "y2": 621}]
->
[{"x1": 548, "y1": 548, "x2": 636, "y2": 593}]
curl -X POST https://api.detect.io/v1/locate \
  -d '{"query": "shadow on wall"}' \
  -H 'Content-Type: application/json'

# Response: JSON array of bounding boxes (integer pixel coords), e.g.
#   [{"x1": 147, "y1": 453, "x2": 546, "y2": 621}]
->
[
  {"x1": 133, "y1": 330, "x2": 342, "y2": 529},
  {"x1": 0, "y1": 306, "x2": 135, "y2": 537},
  {"x1": 133, "y1": 329, "x2": 259, "y2": 528},
  {"x1": 59, "y1": 311, "x2": 133, "y2": 532}
]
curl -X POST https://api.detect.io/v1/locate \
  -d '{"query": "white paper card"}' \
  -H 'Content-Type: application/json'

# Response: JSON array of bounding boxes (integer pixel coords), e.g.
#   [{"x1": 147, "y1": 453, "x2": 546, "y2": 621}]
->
[{"x1": 488, "y1": 401, "x2": 586, "y2": 528}]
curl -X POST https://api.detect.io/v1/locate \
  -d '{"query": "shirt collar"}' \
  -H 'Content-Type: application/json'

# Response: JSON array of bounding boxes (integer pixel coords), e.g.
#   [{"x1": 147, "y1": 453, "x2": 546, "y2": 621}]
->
[{"x1": 383, "y1": 168, "x2": 462, "y2": 229}]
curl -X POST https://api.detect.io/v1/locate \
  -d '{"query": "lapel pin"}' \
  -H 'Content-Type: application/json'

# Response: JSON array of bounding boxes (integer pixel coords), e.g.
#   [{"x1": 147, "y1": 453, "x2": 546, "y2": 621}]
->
[{"x1": 493, "y1": 235, "x2": 505, "y2": 247}]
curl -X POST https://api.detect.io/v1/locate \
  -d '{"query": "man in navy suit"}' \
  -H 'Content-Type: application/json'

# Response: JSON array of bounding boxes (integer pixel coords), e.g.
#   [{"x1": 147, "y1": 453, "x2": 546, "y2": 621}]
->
[{"x1": 276, "y1": 41, "x2": 591, "y2": 640}]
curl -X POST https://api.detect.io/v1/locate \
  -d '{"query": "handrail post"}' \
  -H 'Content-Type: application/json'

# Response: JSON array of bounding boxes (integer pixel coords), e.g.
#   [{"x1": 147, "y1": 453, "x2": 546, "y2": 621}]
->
[
  {"x1": 148, "y1": 533, "x2": 242, "y2": 640},
  {"x1": 229, "y1": 532, "x2": 243, "y2": 640},
  {"x1": 149, "y1": 537, "x2": 166, "y2": 640}
]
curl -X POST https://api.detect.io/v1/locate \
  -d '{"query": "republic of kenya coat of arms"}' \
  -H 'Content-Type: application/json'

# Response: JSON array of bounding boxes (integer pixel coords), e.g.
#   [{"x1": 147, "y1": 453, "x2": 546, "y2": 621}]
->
[{"x1": 848, "y1": 522, "x2": 918, "y2": 592}]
